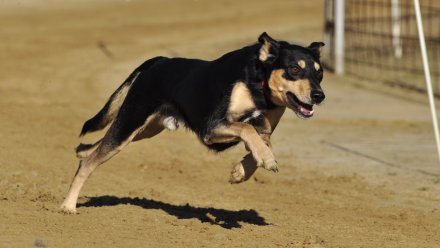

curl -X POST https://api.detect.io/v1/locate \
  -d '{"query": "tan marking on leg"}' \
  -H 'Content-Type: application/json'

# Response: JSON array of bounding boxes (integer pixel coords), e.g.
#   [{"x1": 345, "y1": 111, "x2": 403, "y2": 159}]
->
[
  {"x1": 61, "y1": 114, "x2": 153, "y2": 213},
  {"x1": 204, "y1": 135, "x2": 240, "y2": 145},
  {"x1": 314, "y1": 62, "x2": 320, "y2": 71},
  {"x1": 298, "y1": 60, "x2": 306, "y2": 69},
  {"x1": 76, "y1": 140, "x2": 102, "y2": 159},
  {"x1": 254, "y1": 106, "x2": 286, "y2": 135},
  {"x1": 229, "y1": 107, "x2": 286, "y2": 182},
  {"x1": 264, "y1": 106, "x2": 286, "y2": 131},
  {"x1": 227, "y1": 82, "x2": 256, "y2": 122},
  {"x1": 133, "y1": 114, "x2": 165, "y2": 141},
  {"x1": 230, "y1": 154, "x2": 258, "y2": 183},
  {"x1": 205, "y1": 123, "x2": 277, "y2": 172}
]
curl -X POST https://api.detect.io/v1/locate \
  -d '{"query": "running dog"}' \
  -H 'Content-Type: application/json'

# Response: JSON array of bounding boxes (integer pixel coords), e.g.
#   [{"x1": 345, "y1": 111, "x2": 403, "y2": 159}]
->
[{"x1": 61, "y1": 32, "x2": 325, "y2": 213}]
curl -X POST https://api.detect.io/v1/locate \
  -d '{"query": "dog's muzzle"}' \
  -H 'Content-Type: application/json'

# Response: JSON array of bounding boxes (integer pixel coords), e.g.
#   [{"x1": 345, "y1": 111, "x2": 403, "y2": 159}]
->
[{"x1": 286, "y1": 92, "x2": 314, "y2": 118}]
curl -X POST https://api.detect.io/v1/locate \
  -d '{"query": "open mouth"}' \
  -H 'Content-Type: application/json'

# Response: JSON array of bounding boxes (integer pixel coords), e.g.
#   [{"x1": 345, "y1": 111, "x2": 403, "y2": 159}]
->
[{"x1": 286, "y1": 92, "x2": 314, "y2": 118}]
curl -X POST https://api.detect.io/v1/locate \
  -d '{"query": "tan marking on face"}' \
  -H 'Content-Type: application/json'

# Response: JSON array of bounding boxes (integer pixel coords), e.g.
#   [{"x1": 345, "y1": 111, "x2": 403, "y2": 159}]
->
[
  {"x1": 314, "y1": 62, "x2": 320, "y2": 71},
  {"x1": 291, "y1": 79, "x2": 312, "y2": 103},
  {"x1": 227, "y1": 82, "x2": 256, "y2": 122},
  {"x1": 268, "y1": 69, "x2": 312, "y2": 107},
  {"x1": 298, "y1": 60, "x2": 306, "y2": 69}
]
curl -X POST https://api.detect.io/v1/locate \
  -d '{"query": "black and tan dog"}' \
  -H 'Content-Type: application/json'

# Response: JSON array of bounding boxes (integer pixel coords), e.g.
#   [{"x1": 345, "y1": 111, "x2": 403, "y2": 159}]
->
[{"x1": 61, "y1": 32, "x2": 325, "y2": 213}]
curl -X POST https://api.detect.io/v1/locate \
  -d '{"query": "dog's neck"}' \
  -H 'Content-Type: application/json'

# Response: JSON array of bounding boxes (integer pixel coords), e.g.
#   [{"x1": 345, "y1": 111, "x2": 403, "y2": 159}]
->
[
  {"x1": 259, "y1": 65, "x2": 278, "y2": 109},
  {"x1": 261, "y1": 79, "x2": 270, "y2": 101},
  {"x1": 261, "y1": 78, "x2": 278, "y2": 109}
]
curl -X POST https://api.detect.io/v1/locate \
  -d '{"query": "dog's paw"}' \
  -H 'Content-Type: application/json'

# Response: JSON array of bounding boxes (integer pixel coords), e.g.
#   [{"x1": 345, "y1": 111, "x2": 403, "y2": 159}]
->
[
  {"x1": 263, "y1": 158, "x2": 278, "y2": 172},
  {"x1": 229, "y1": 165, "x2": 246, "y2": 184},
  {"x1": 229, "y1": 154, "x2": 259, "y2": 184},
  {"x1": 253, "y1": 156, "x2": 278, "y2": 172},
  {"x1": 60, "y1": 205, "x2": 78, "y2": 215},
  {"x1": 256, "y1": 148, "x2": 278, "y2": 172}
]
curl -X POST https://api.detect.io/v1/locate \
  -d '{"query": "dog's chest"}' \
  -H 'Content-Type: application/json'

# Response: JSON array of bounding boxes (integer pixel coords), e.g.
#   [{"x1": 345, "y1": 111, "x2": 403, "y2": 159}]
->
[{"x1": 227, "y1": 82, "x2": 262, "y2": 123}]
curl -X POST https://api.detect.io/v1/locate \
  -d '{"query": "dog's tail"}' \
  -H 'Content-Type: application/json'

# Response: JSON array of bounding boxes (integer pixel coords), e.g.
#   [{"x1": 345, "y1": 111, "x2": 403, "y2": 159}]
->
[
  {"x1": 79, "y1": 56, "x2": 166, "y2": 137},
  {"x1": 79, "y1": 72, "x2": 139, "y2": 137}
]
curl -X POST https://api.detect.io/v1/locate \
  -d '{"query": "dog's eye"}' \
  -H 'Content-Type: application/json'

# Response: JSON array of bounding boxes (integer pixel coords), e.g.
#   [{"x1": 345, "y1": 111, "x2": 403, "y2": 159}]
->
[{"x1": 289, "y1": 65, "x2": 302, "y2": 75}]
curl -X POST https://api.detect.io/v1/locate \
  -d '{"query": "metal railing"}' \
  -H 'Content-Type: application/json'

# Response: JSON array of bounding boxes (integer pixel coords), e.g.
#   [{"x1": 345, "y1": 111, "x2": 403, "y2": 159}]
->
[{"x1": 324, "y1": 0, "x2": 440, "y2": 95}]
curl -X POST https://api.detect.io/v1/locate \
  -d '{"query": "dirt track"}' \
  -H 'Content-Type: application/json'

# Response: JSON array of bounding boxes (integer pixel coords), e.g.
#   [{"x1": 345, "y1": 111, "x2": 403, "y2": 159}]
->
[{"x1": 1, "y1": 0, "x2": 440, "y2": 247}]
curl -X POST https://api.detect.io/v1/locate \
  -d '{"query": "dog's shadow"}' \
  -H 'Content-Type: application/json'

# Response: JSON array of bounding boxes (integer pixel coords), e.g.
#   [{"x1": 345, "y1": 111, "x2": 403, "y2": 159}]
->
[{"x1": 78, "y1": 195, "x2": 269, "y2": 229}]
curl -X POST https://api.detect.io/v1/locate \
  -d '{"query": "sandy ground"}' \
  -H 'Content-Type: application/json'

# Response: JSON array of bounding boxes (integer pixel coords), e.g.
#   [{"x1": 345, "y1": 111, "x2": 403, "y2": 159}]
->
[{"x1": 1, "y1": 0, "x2": 440, "y2": 247}]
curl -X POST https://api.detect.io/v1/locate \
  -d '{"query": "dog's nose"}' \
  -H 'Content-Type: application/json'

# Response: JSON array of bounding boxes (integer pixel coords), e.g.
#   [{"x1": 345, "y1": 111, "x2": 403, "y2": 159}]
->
[{"x1": 311, "y1": 90, "x2": 325, "y2": 104}]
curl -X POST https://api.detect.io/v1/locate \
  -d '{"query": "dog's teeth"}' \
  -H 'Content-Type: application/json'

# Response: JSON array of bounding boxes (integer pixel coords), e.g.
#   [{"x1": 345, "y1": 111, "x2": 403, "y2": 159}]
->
[{"x1": 298, "y1": 106, "x2": 314, "y2": 116}]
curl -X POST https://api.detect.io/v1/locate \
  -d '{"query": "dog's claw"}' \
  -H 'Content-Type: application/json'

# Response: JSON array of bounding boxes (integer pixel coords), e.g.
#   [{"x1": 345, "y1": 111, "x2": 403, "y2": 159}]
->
[
  {"x1": 263, "y1": 158, "x2": 278, "y2": 172},
  {"x1": 60, "y1": 206, "x2": 78, "y2": 215},
  {"x1": 268, "y1": 165, "x2": 278, "y2": 172}
]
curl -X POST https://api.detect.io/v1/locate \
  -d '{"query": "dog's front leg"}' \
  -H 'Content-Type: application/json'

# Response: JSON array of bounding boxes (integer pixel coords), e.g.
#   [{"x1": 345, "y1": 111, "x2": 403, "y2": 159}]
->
[
  {"x1": 230, "y1": 133, "x2": 272, "y2": 183},
  {"x1": 229, "y1": 153, "x2": 258, "y2": 183},
  {"x1": 230, "y1": 107, "x2": 285, "y2": 183},
  {"x1": 204, "y1": 122, "x2": 278, "y2": 172}
]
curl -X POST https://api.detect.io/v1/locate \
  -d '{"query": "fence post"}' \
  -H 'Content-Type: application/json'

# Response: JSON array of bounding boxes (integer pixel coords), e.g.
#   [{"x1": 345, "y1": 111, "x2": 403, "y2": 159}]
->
[
  {"x1": 414, "y1": 0, "x2": 440, "y2": 162},
  {"x1": 391, "y1": 0, "x2": 403, "y2": 58},
  {"x1": 334, "y1": 0, "x2": 345, "y2": 74},
  {"x1": 323, "y1": 0, "x2": 333, "y2": 61}
]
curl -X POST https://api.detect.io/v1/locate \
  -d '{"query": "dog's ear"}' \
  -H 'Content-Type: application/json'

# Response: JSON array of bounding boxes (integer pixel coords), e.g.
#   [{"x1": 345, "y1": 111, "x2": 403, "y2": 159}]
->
[
  {"x1": 258, "y1": 32, "x2": 280, "y2": 64},
  {"x1": 308, "y1": 42, "x2": 325, "y2": 58}
]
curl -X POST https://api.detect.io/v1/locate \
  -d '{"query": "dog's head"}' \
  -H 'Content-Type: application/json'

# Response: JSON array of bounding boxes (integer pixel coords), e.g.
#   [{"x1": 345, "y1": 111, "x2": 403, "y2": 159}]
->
[{"x1": 258, "y1": 32, "x2": 325, "y2": 118}]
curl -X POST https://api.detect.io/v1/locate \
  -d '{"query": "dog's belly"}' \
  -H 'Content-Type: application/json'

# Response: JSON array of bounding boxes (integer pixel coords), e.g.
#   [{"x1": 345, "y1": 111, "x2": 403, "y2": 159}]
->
[{"x1": 206, "y1": 141, "x2": 241, "y2": 152}]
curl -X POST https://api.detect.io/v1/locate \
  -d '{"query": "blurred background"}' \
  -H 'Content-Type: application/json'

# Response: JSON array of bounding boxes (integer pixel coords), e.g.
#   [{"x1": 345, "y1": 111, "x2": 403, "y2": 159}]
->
[
  {"x1": 324, "y1": 0, "x2": 440, "y2": 95},
  {"x1": 0, "y1": 0, "x2": 439, "y2": 247}
]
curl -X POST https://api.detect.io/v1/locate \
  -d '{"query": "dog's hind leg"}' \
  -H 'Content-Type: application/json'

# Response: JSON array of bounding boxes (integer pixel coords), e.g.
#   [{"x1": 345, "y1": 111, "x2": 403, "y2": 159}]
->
[
  {"x1": 61, "y1": 126, "x2": 147, "y2": 213},
  {"x1": 75, "y1": 139, "x2": 102, "y2": 159},
  {"x1": 61, "y1": 146, "x2": 119, "y2": 213},
  {"x1": 76, "y1": 112, "x2": 175, "y2": 159},
  {"x1": 132, "y1": 114, "x2": 165, "y2": 141},
  {"x1": 133, "y1": 105, "x2": 181, "y2": 141},
  {"x1": 61, "y1": 100, "x2": 159, "y2": 213}
]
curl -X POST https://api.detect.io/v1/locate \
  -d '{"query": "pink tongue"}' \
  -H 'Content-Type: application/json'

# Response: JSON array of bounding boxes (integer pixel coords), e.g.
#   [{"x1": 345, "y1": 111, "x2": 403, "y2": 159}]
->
[{"x1": 298, "y1": 106, "x2": 314, "y2": 116}]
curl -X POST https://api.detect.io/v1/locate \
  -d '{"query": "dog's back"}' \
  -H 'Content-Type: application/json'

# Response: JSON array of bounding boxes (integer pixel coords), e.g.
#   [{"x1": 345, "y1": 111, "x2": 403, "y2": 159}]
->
[{"x1": 79, "y1": 43, "x2": 263, "y2": 140}]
